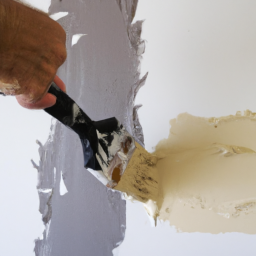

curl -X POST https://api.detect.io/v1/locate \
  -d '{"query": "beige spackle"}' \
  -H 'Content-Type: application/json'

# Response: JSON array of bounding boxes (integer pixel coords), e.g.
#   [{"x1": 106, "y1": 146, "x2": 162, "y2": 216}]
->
[{"x1": 154, "y1": 110, "x2": 256, "y2": 234}]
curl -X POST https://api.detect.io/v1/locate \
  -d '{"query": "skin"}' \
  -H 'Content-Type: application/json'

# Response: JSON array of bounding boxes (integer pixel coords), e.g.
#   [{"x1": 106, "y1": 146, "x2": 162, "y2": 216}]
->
[{"x1": 0, "y1": 0, "x2": 67, "y2": 109}]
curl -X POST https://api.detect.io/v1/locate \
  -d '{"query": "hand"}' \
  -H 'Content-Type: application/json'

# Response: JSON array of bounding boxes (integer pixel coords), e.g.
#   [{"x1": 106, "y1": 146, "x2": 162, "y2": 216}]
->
[
  {"x1": 16, "y1": 75, "x2": 66, "y2": 109},
  {"x1": 0, "y1": 0, "x2": 67, "y2": 109}
]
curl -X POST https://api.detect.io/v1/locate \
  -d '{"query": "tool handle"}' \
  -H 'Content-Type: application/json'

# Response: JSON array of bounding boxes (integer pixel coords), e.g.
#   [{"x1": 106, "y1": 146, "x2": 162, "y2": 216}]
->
[
  {"x1": 44, "y1": 82, "x2": 119, "y2": 171},
  {"x1": 44, "y1": 82, "x2": 98, "y2": 153},
  {"x1": 45, "y1": 82, "x2": 91, "y2": 132}
]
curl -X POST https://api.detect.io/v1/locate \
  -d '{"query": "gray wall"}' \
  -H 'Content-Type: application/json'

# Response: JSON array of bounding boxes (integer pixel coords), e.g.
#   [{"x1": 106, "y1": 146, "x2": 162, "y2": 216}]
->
[{"x1": 34, "y1": 0, "x2": 145, "y2": 255}]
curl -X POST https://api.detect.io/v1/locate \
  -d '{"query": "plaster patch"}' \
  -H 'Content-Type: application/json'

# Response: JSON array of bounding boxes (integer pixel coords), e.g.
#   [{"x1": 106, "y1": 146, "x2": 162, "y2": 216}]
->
[
  {"x1": 143, "y1": 200, "x2": 159, "y2": 226},
  {"x1": 153, "y1": 110, "x2": 256, "y2": 234}
]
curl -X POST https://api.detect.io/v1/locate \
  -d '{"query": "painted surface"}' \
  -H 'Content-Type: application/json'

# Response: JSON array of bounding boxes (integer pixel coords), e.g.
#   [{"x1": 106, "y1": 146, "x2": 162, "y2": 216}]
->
[{"x1": 34, "y1": 0, "x2": 144, "y2": 255}]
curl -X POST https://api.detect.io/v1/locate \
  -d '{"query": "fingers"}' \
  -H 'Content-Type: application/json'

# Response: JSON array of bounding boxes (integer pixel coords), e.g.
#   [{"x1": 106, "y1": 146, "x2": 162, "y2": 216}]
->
[
  {"x1": 16, "y1": 75, "x2": 66, "y2": 110},
  {"x1": 54, "y1": 75, "x2": 66, "y2": 92},
  {"x1": 16, "y1": 93, "x2": 56, "y2": 109}
]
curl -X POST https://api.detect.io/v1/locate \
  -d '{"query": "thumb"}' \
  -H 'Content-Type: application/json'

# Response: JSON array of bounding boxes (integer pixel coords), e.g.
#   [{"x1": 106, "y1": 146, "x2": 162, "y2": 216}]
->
[{"x1": 16, "y1": 76, "x2": 66, "y2": 110}]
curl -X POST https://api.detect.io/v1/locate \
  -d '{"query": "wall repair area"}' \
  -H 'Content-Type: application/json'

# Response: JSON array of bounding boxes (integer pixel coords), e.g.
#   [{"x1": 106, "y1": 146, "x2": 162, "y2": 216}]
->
[{"x1": 1, "y1": 0, "x2": 256, "y2": 256}]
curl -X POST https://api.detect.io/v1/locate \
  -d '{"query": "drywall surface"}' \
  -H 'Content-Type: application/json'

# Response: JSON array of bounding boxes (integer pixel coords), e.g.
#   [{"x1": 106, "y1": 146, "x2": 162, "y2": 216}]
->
[
  {"x1": 34, "y1": 0, "x2": 145, "y2": 255},
  {"x1": 116, "y1": 0, "x2": 256, "y2": 255}
]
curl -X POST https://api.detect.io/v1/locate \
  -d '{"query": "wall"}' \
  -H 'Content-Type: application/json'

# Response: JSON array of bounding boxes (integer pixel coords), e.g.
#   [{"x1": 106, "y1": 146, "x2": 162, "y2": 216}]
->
[
  {"x1": 34, "y1": 0, "x2": 143, "y2": 255},
  {"x1": 2, "y1": 1, "x2": 256, "y2": 255},
  {"x1": 116, "y1": 1, "x2": 256, "y2": 255}
]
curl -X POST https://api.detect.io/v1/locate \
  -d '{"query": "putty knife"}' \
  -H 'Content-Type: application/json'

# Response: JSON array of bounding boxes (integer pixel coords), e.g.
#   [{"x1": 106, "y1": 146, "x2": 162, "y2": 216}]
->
[{"x1": 45, "y1": 82, "x2": 159, "y2": 203}]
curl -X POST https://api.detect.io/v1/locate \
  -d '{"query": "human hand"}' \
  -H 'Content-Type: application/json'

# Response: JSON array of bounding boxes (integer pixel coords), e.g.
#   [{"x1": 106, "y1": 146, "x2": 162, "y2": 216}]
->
[
  {"x1": 16, "y1": 75, "x2": 66, "y2": 109},
  {"x1": 0, "y1": 0, "x2": 67, "y2": 109}
]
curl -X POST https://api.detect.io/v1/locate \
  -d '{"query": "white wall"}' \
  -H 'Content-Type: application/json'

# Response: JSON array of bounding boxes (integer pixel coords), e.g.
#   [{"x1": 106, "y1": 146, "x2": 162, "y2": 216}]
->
[{"x1": 117, "y1": 1, "x2": 256, "y2": 255}]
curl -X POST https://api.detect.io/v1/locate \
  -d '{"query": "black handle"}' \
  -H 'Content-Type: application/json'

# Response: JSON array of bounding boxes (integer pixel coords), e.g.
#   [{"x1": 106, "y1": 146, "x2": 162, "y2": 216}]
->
[
  {"x1": 44, "y1": 82, "x2": 119, "y2": 171},
  {"x1": 44, "y1": 82, "x2": 99, "y2": 155}
]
